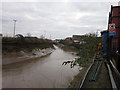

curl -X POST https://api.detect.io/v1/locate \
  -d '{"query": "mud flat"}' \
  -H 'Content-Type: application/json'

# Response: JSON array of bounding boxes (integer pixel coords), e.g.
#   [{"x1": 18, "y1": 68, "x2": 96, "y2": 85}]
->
[{"x1": 3, "y1": 48, "x2": 55, "y2": 65}]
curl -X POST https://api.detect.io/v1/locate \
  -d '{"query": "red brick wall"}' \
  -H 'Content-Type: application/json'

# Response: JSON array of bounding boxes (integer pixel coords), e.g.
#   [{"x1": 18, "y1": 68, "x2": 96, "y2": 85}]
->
[
  {"x1": 111, "y1": 6, "x2": 120, "y2": 37},
  {"x1": 112, "y1": 7, "x2": 120, "y2": 17}
]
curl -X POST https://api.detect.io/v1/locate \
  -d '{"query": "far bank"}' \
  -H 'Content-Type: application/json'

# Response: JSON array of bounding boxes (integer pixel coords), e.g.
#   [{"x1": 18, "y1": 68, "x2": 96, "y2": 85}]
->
[{"x1": 2, "y1": 36, "x2": 54, "y2": 65}]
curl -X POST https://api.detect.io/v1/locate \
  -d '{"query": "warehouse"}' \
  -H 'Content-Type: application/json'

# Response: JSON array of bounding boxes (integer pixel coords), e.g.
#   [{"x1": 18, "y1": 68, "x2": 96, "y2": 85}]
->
[{"x1": 107, "y1": 5, "x2": 120, "y2": 73}]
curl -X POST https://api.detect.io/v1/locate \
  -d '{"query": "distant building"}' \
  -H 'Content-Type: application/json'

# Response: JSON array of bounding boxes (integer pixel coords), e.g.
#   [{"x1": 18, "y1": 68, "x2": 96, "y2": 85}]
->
[
  {"x1": 73, "y1": 35, "x2": 86, "y2": 40},
  {"x1": 72, "y1": 35, "x2": 87, "y2": 44},
  {"x1": 54, "y1": 39, "x2": 62, "y2": 43},
  {"x1": 55, "y1": 35, "x2": 87, "y2": 45},
  {"x1": 63, "y1": 37, "x2": 73, "y2": 45}
]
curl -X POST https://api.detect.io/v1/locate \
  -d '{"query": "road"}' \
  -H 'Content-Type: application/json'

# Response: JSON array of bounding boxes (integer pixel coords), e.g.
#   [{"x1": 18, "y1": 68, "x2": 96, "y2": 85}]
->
[{"x1": 3, "y1": 45, "x2": 80, "y2": 88}]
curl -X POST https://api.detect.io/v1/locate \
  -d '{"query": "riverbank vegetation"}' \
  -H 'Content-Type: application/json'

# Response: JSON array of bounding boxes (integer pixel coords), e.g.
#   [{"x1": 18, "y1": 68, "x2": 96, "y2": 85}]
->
[
  {"x1": 2, "y1": 35, "x2": 54, "y2": 54},
  {"x1": 67, "y1": 34, "x2": 101, "y2": 88}
]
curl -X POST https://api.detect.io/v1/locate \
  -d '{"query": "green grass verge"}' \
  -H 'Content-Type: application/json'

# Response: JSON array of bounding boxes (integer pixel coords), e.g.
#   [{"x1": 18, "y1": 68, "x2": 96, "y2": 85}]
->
[{"x1": 68, "y1": 37, "x2": 101, "y2": 88}]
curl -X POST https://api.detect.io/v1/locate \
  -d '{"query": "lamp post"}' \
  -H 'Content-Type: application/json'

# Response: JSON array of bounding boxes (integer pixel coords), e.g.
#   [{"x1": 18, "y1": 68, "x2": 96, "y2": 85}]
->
[{"x1": 13, "y1": 20, "x2": 17, "y2": 37}]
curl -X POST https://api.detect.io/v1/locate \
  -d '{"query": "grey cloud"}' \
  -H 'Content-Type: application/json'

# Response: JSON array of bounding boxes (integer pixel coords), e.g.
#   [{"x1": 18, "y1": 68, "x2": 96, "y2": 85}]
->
[{"x1": 2, "y1": 2, "x2": 118, "y2": 39}]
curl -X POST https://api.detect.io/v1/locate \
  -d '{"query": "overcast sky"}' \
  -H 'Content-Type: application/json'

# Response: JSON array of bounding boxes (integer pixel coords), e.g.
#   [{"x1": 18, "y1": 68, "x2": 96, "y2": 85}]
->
[{"x1": 1, "y1": 1, "x2": 118, "y2": 39}]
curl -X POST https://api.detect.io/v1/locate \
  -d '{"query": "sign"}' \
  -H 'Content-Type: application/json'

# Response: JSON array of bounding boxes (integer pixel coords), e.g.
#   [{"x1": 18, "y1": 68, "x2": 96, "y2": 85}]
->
[{"x1": 108, "y1": 23, "x2": 116, "y2": 36}]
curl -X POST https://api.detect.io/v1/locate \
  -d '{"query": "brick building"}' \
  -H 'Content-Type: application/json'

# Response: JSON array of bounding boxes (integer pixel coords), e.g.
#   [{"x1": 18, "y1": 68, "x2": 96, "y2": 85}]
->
[{"x1": 108, "y1": 5, "x2": 120, "y2": 72}]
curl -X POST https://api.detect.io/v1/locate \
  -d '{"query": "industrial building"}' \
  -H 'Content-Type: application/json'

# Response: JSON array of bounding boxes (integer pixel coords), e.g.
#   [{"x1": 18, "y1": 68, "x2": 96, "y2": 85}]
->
[{"x1": 107, "y1": 5, "x2": 120, "y2": 72}]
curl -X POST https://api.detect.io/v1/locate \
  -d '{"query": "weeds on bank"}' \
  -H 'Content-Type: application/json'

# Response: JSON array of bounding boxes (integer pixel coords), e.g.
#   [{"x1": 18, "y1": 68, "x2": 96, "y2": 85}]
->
[
  {"x1": 2, "y1": 37, "x2": 54, "y2": 54},
  {"x1": 66, "y1": 36, "x2": 101, "y2": 88}
]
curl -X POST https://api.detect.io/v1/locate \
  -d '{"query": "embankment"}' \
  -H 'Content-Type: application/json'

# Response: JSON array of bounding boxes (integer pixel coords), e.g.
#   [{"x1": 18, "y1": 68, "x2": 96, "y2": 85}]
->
[
  {"x1": 3, "y1": 48, "x2": 54, "y2": 65},
  {"x1": 2, "y1": 36, "x2": 54, "y2": 65},
  {"x1": 68, "y1": 36, "x2": 101, "y2": 88}
]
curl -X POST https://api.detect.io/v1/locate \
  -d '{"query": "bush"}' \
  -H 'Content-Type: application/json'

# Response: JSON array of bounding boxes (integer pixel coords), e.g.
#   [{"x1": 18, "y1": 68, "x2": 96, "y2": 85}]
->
[
  {"x1": 2, "y1": 37, "x2": 54, "y2": 53},
  {"x1": 75, "y1": 37, "x2": 101, "y2": 66}
]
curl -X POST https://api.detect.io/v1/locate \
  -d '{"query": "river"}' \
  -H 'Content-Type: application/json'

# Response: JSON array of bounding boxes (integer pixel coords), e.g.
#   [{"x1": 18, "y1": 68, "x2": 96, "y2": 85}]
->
[{"x1": 3, "y1": 45, "x2": 80, "y2": 88}]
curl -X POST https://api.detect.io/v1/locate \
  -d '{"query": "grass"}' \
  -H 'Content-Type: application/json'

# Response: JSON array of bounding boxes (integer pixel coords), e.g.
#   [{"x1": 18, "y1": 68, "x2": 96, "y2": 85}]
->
[
  {"x1": 82, "y1": 62, "x2": 112, "y2": 88},
  {"x1": 68, "y1": 36, "x2": 101, "y2": 88},
  {"x1": 2, "y1": 36, "x2": 54, "y2": 54}
]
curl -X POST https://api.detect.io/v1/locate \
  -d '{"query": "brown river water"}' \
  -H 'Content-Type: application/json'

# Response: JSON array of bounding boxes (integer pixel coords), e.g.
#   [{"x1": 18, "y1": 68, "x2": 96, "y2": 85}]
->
[{"x1": 2, "y1": 45, "x2": 80, "y2": 88}]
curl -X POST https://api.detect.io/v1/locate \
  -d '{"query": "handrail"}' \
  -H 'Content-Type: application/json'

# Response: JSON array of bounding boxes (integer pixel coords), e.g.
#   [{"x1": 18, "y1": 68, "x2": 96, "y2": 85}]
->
[
  {"x1": 110, "y1": 60, "x2": 120, "y2": 76},
  {"x1": 107, "y1": 63, "x2": 117, "y2": 89}
]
